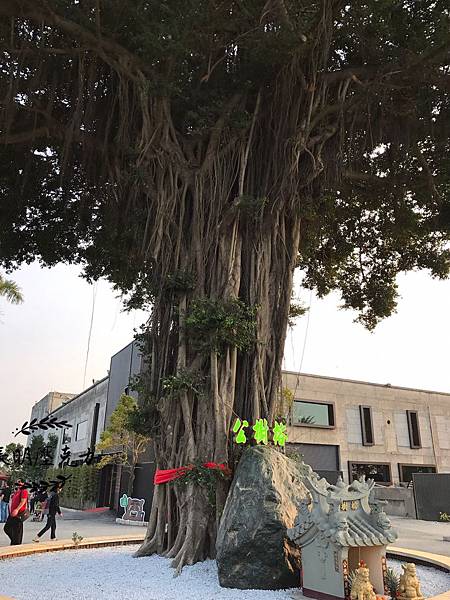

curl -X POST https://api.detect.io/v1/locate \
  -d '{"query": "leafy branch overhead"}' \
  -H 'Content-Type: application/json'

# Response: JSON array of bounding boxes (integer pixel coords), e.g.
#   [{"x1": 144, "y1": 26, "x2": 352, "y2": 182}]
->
[{"x1": 14, "y1": 416, "x2": 72, "y2": 437}]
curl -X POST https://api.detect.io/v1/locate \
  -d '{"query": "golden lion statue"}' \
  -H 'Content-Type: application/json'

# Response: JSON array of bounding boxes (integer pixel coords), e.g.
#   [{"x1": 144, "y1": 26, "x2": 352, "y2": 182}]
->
[
  {"x1": 350, "y1": 566, "x2": 376, "y2": 600},
  {"x1": 398, "y1": 563, "x2": 424, "y2": 600}
]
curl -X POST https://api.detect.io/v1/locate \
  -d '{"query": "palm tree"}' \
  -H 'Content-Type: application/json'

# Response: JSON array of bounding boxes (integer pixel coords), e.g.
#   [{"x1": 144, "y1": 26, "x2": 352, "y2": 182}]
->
[{"x1": 0, "y1": 274, "x2": 23, "y2": 304}]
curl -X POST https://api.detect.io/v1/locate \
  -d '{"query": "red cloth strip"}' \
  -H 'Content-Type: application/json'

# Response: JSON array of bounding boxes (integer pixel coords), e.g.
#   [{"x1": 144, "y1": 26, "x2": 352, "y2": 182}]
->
[{"x1": 154, "y1": 463, "x2": 229, "y2": 485}]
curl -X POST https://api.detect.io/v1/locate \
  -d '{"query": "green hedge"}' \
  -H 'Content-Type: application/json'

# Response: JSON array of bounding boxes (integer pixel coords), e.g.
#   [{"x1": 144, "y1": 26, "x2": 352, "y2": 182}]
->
[{"x1": 46, "y1": 465, "x2": 100, "y2": 510}]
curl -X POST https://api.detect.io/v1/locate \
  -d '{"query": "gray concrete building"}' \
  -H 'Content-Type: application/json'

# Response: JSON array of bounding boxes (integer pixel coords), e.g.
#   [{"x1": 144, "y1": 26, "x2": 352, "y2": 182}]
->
[
  {"x1": 26, "y1": 340, "x2": 151, "y2": 514},
  {"x1": 50, "y1": 376, "x2": 109, "y2": 464},
  {"x1": 29, "y1": 391, "x2": 75, "y2": 429},
  {"x1": 39, "y1": 341, "x2": 143, "y2": 466},
  {"x1": 282, "y1": 371, "x2": 450, "y2": 485}
]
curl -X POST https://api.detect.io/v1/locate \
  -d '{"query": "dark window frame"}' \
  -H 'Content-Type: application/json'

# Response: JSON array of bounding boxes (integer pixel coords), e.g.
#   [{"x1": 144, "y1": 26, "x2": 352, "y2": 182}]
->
[
  {"x1": 359, "y1": 405, "x2": 375, "y2": 446},
  {"x1": 75, "y1": 420, "x2": 88, "y2": 441},
  {"x1": 406, "y1": 410, "x2": 422, "y2": 449},
  {"x1": 398, "y1": 463, "x2": 436, "y2": 483},
  {"x1": 348, "y1": 461, "x2": 392, "y2": 486},
  {"x1": 291, "y1": 399, "x2": 336, "y2": 429}
]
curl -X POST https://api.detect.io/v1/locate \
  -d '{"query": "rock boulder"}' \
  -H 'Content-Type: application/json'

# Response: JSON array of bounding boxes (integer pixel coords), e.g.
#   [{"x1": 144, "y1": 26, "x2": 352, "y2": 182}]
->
[{"x1": 216, "y1": 445, "x2": 309, "y2": 590}]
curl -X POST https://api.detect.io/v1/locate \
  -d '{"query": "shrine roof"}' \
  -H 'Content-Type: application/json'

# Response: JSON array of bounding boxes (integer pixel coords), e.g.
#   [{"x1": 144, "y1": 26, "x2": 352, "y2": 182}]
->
[{"x1": 287, "y1": 466, "x2": 398, "y2": 548}]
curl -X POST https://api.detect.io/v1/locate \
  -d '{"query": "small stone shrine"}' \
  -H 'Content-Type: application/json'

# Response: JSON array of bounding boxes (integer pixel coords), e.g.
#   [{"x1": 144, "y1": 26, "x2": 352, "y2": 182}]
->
[{"x1": 288, "y1": 467, "x2": 397, "y2": 600}]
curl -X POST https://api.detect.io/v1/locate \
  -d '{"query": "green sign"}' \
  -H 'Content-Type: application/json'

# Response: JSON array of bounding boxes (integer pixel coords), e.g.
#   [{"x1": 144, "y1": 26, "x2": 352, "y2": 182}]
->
[{"x1": 232, "y1": 418, "x2": 288, "y2": 447}]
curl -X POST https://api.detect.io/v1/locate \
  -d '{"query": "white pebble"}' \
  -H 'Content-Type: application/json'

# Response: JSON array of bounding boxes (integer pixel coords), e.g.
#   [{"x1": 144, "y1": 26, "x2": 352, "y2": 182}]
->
[{"x1": 0, "y1": 546, "x2": 448, "y2": 599}]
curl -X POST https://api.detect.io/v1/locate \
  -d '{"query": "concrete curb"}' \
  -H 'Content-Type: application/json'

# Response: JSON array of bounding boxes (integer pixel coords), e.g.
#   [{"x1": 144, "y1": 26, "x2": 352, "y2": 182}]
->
[
  {"x1": 0, "y1": 533, "x2": 145, "y2": 561},
  {"x1": 115, "y1": 518, "x2": 149, "y2": 527},
  {"x1": 387, "y1": 545, "x2": 450, "y2": 572}
]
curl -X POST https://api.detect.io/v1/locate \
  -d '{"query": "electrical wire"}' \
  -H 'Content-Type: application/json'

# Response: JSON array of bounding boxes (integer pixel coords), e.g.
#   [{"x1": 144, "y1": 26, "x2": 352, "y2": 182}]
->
[
  {"x1": 83, "y1": 281, "x2": 98, "y2": 390},
  {"x1": 293, "y1": 288, "x2": 313, "y2": 400}
]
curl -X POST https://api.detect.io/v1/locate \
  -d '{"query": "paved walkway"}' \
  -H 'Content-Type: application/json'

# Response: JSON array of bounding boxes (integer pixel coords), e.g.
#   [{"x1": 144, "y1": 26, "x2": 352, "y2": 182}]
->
[
  {"x1": 390, "y1": 516, "x2": 450, "y2": 557},
  {"x1": 0, "y1": 508, "x2": 144, "y2": 547},
  {"x1": 1, "y1": 510, "x2": 449, "y2": 556}
]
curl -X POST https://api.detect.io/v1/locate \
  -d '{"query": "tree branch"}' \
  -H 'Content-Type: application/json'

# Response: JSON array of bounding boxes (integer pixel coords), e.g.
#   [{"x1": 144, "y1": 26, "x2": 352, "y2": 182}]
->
[
  {"x1": 0, "y1": 126, "x2": 50, "y2": 144},
  {"x1": 0, "y1": 0, "x2": 152, "y2": 81}
]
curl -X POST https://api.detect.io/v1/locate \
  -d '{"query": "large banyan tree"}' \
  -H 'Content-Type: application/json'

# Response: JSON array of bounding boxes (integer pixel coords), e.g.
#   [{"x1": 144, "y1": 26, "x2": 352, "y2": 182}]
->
[{"x1": 1, "y1": 0, "x2": 450, "y2": 569}]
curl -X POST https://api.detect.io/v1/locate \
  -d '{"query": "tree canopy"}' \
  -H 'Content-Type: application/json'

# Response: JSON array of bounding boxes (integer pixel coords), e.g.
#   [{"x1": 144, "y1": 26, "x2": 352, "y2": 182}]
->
[
  {"x1": 0, "y1": 1, "x2": 449, "y2": 327},
  {"x1": 1, "y1": 0, "x2": 450, "y2": 569}
]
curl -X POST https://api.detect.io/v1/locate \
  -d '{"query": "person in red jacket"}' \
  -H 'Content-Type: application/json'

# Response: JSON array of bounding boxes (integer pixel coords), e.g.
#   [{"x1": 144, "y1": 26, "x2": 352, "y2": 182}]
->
[{"x1": 3, "y1": 480, "x2": 29, "y2": 545}]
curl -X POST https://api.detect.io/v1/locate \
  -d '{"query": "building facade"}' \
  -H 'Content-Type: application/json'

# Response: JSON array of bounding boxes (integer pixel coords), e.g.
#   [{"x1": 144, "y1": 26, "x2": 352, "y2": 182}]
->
[
  {"x1": 29, "y1": 340, "x2": 153, "y2": 516},
  {"x1": 29, "y1": 344, "x2": 450, "y2": 514},
  {"x1": 283, "y1": 372, "x2": 450, "y2": 485},
  {"x1": 29, "y1": 391, "x2": 75, "y2": 428},
  {"x1": 40, "y1": 341, "x2": 142, "y2": 464},
  {"x1": 50, "y1": 376, "x2": 109, "y2": 465}
]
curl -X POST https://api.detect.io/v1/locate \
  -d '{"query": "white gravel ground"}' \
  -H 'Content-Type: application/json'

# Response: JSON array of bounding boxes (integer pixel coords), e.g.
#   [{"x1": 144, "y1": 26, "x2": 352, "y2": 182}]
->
[
  {"x1": 0, "y1": 545, "x2": 448, "y2": 600},
  {"x1": 388, "y1": 559, "x2": 450, "y2": 598}
]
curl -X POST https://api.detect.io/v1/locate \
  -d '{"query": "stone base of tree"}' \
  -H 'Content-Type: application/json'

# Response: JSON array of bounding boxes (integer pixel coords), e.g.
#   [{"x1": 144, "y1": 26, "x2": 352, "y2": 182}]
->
[{"x1": 115, "y1": 518, "x2": 148, "y2": 527}]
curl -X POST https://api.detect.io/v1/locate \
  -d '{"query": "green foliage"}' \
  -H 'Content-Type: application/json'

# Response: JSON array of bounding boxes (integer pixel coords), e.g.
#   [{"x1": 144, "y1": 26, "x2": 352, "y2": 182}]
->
[
  {"x1": 46, "y1": 465, "x2": 99, "y2": 510},
  {"x1": 185, "y1": 298, "x2": 257, "y2": 354},
  {"x1": 176, "y1": 463, "x2": 231, "y2": 508},
  {"x1": 348, "y1": 570, "x2": 357, "y2": 592},
  {"x1": 96, "y1": 395, "x2": 150, "y2": 488},
  {"x1": 288, "y1": 302, "x2": 308, "y2": 327},
  {"x1": 285, "y1": 451, "x2": 304, "y2": 464},
  {"x1": 3, "y1": 435, "x2": 58, "y2": 483},
  {"x1": 0, "y1": 1, "x2": 449, "y2": 329},
  {"x1": 71, "y1": 532, "x2": 83, "y2": 545},
  {"x1": 162, "y1": 370, "x2": 205, "y2": 399},
  {"x1": 163, "y1": 271, "x2": 196, "y2": 295},
  {"x1": 0, "y1": 274, "x2": 23, "y2": 304},
  {"x1": 235, "y1": 195, "x2": 268, "y2": 219},
  {"x1": 385, "y1": 567, "x2": 400, "y2": 600},
  {"x1": 127, "y1": 374, "x2": 159, "y2": 437}
]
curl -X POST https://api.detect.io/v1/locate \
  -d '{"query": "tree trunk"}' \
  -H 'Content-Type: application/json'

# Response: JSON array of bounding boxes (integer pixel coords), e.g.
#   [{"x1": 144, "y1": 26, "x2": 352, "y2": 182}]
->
[
  {"x1": 135, "y1": 37, "x2": 333, "y2": 569},
  {"x1": 126, "y1": 463, "x2": 136, "y2": 498},
  {"x1": 135, "y1": 199, "x2": 301, "y2": 570}
]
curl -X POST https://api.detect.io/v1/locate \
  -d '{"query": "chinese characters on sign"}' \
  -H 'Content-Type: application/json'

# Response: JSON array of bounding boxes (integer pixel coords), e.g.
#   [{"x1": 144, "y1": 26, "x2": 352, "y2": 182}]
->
[
  {"x1": 232, "y1": 418, "x2": 288, "y2": 447},
  {"x1": 1, "y1": 419, "x2": 96, "y2": 469},
  {"x1": 339, "y1": 500, "x2": 360, "y2": 511},
  {"x1": 0, "y1": 445, "x2": 96, "y2": 468}
]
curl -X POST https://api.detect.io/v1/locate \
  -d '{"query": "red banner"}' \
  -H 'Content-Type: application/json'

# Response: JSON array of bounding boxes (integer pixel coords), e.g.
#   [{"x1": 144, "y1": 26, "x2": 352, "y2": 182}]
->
[{"x1": 154, "y1": 462, "x2": 230, "y2": 485}]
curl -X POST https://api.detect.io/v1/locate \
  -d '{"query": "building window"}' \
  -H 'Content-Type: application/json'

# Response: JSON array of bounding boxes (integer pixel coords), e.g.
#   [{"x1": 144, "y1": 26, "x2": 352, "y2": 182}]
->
[
  {"x1": 349, "y1": 462, "x2": 392, "y2": 485},
  {"x1": 398, "y1": 464, "x2": 436, "y2": 483},
  {"x1": 359, "y1": 406, "x2": 374, "y2": 446},
  {"x1": 407, "y1": 411, "x2": 421, "y2": 449},
  {"x1": 63, "y1": 430, "x2": 72, "y2": 445},
  {"x1": 292, "y1": 401, "x2": 335, "y2": 428},
  {"x1": 75, "y1": 420, "x2": 88, "y2": 441}
]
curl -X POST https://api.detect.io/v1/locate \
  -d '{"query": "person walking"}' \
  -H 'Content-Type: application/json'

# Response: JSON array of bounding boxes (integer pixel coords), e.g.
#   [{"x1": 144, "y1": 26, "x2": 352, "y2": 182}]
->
[
  {"x1": 3, "y1": 480, "x2": 29, "y2": 545},
  {"x1": 33, "y1": 485, "x2": 62, "y2": 542},
  {"x1": 0, "y1": 482, "x2": 11, "y2": 523}
]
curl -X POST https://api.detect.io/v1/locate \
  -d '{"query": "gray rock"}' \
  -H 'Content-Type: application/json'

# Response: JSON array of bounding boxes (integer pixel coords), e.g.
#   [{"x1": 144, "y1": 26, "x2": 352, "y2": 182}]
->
[{"x1": 216, "y1": 445, "x2": 309, "y2": 590}]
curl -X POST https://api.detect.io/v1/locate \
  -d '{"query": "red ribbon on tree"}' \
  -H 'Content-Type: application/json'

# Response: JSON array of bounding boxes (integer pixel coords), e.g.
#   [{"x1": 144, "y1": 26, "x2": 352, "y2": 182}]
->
[{"x1": 154, "y1": 462, "x2": 230, "y2": 485}]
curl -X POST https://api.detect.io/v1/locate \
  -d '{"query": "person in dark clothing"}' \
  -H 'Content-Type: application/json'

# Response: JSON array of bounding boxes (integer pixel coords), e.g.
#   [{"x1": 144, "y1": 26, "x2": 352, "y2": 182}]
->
[
  {"x1": 0, "y1": 483, "x2": 11, "y2": 522},
  {"x1": 29, "y1": 492, "x2": 37, "y2": 515},
  {"x1": 4, "y1": 480, "x2": 29, "y2": 545},
  {"x1": 33, "y1": 486, "x2": 62, "y2": 542}
]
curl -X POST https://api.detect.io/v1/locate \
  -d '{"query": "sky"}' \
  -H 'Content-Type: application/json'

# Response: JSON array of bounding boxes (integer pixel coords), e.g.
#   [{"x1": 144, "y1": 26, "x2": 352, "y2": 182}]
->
[{"x1": 1, "y1": 262, "x2": 450, "y2": 447}]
